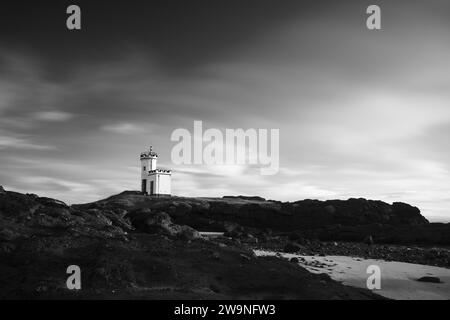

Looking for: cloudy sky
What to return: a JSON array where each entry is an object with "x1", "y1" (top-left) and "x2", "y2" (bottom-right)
[{"x1": 0, "y1": 1, "x2": 449, "y2": 221}]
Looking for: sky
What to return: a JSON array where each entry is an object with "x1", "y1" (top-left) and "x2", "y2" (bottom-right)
[{"x1": 0, "y1": 1, "x2": 450, "y2": 221}]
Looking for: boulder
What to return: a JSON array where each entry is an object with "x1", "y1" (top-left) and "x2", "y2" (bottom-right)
[
  {"x1": 127, "y1": 208, "x2": 200, "y2": 240},
  {"x1": 128, "y1": 209, "x2": 172, "y2": 234},
  {"x1": 143, "y1": 211, "x2": 178, "y2": 236},
  {"x1": 177, "y1": 225, "x2": 200, "y2": 240},
  {"x1": 417, "y1": 276, "x2": 442, "y2": 283}
]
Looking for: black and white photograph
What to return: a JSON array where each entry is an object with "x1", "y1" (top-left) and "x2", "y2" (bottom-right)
[{"x1": 0, "y1": 0, "x2": 449, "y2": 311}]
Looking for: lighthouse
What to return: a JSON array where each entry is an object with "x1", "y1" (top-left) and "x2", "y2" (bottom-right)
[{"x1": 140, "y1": 146, "x2": 172, "y2": 196}]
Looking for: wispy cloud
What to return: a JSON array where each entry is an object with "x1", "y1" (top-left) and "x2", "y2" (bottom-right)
[
  {"x1": 101, "y1": 122, "x2": 150, "y2": 134},
  {"x1": 34, "y1": 111, "x2": 73, "y2": 122},
  {"x1": 0, "y1": 133, "x2": 55, "y2": 150}
]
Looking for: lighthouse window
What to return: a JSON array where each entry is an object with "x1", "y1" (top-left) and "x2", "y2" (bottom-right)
[{"x1": 143, "y1": 166, "x2": 146, "y2": 171}]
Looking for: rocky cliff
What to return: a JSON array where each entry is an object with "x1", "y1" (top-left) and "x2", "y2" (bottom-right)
[{"x1": 73, "y1": 191, "x2": 441, "y2": 245}]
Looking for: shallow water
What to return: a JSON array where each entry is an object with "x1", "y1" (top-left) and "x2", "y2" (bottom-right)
[{"x1": 254, "y1": 250, "x2": 450, "y2": 300}]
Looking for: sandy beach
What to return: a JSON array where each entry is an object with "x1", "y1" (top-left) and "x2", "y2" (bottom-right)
[{"x1": 255, "y1": 250, "x2": 450, "y2": 300}]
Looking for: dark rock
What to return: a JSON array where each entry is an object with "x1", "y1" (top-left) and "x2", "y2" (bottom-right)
[
  {"x1": 127, "y1": 208, "x2": 200, "y2": 241},
  {"x1": 417, "y1": 276, "x2": 442, "y2": 283},
  {"x1": 36, "y1": 197, "x2": 68, "y2": 208},
  {"x1": 146, "y1": 212, "x2": 178, "y2": 236},
  {"x1": 284, "y1": 242, "x2": 304, "y2": 253},
  {"x1": 177, "y1": 225, "x2": 200, "y2": 241},
  {"x1": 290, "y1": 257, "x2": 299, "y2": 263},
  {"x1": 129, "y1": 210, "x2": 176, "y2": 235},
  {"x1": 223, "y1": 195, "x2": 266, "y2": 201},
  {"x1": 391, "y1": 202, "x2": 428, "y2": 225},
  {"x1": 0, "y1": 186, "x2": 5, "y2": 194}
]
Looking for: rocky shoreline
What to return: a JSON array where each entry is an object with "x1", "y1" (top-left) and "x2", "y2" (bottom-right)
[
  {"x1": 1, "y1": 187, "x2": 448, "y2": 299},
  {"x1": 255, "y1": 239, "x2": 450, "y2": 269}
]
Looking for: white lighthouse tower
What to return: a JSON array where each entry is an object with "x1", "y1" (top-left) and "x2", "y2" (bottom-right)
[{"x1": 140, "y1": 146, "x2": 172, "y2": 196}]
